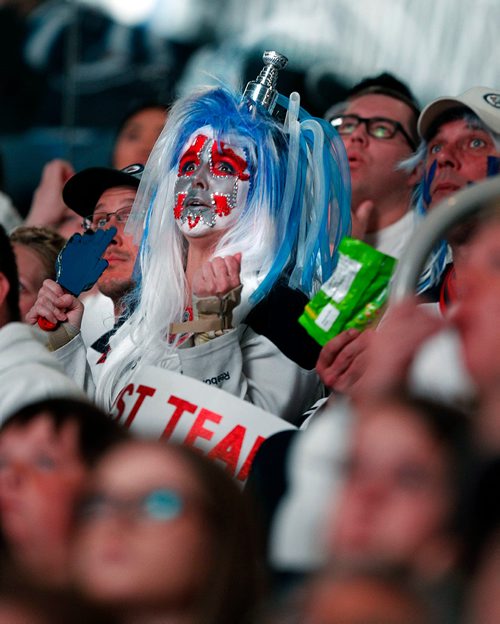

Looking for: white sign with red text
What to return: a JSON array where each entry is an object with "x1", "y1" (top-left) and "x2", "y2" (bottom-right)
[{"x1": 110, "y1": 367, "x2": 296, "y2": 483}]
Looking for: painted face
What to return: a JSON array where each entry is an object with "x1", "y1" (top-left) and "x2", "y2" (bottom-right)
[
  {"x1": 173, "y1": 132, "x2": 250, "y2": 238},
  {"x1": 425, "y1": 118, "x2": 499, "y2": 207}
]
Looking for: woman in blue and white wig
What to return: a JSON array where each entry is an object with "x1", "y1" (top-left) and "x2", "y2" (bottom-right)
[{"x1": 96, "y1": 82, "x2": 351, "y2": 421}]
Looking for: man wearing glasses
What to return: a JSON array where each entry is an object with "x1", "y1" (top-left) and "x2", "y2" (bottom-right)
[
  {"x1": 326, "y1": 73, "x2": 420, "y2": 260},
  {"x1": 63, "y1": 163, "x2": 142, "y2": 321},
  {"x1": 27, "y1": 164, "x2": 142, "y2": 369}
]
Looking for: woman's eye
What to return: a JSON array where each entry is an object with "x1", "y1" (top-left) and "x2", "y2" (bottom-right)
[
  {"x1": 430, "y1": 144, "x2": 442, "y2": 155},
  {"x1": 215, "y1": 161, "x2": 235, "y2": 174},
  {"x1": 180, "y1": 161, "x2": 196, "y2": 174}
]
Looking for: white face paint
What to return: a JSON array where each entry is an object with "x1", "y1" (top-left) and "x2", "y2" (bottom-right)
[{"x1": 173, "y1": 128, "x2": 250, "y2": 239}]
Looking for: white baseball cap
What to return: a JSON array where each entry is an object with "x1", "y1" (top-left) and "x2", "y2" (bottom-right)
[{"x1": 418, "y1": 86, "x2": 500, "y2": 139}]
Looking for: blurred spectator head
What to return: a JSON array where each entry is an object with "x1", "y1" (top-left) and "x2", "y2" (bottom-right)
[
  {"x1": 10, "y1": 226, "x2": 65, "y2": 320},
  {"x1": 112, "y1": 103, "x2": 168, "y2": 170},
  {"x1": 0, "y1": 397, "x2": 127, "y2": 587},
  {"x1": 72, "y1": 439, "x2": 263, "y2": 624},
  {"x1": 327, "y1": 396, "x2": 471, "y2": 580}
]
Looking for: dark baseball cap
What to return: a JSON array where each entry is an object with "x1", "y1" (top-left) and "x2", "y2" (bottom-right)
[{"x1": 63, "y1": 163, "x2": 144, "y2": 218}]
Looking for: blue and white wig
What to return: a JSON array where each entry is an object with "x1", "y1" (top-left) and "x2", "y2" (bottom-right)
[
  {"x1": 400, "y1": 145, "x2": 450, "y2": 293},
  {"x1": 96, "y1": 85, "x2": 351, "y2": 407}
]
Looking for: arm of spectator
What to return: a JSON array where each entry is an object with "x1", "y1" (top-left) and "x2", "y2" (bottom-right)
[
  {"x1": 316, "y1": 328, "x2": 374, "y2": 395},
  {"x1": 25, "y1": 278, "x2": 84, "y2": 330},
  {"x1": 25, "y1": 159, "x2": 75, "y2": 230},
  {"x1": 350, "y1": 298, "x2": 447, "y2": 402}
]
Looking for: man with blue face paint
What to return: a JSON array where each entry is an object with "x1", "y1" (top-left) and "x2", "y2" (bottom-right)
[
  {"x1": 419, "y1": 87, "x2": 500, "y2": 210},
  {"x1": 413, "y1": 86, "x2": 500, "y2": 306}
]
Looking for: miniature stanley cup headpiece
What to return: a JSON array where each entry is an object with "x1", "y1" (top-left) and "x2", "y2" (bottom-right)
[
  {"x1": 241, "y1": 50, "x2": 352, "y2": 297},
  {"x1": 243, "y1": 50, "x2": 289, "y2": 116}
]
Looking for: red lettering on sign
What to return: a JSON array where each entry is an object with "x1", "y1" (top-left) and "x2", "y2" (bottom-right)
[
  {"x1": 184, "y1": 408, "x2": 221, "y2": 448},
  {"x1": 162, "y1": 395, "x2": 198, "y2": 440},
  {"x1": 207, "y1": 425, "x2": 246, "y2": 477},
  {"x1": 123, "y1": 384, "x2": 156, "y2": 428},
  {"x1": 236, "y1": 435, "x2": 266, "y2": 482},
  {"x1": 112, "y1": 384, "x2": 134, "y2": 422}
]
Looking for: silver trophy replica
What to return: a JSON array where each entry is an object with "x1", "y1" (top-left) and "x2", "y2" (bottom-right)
[{"x1": 243, "y1": 50, "x2": 288, "y2": 116}]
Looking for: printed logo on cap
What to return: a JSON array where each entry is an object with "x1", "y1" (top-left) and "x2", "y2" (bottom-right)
[
  {"x1": 121, "y1": 163, "x2": 144, "y2": 177},
  {"x1": 483, "y1": 93, "x2": 500, "y2": 109}
]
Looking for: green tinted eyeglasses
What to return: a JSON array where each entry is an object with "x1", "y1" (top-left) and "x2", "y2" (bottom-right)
[
  {"x1": 79, "y1": 488, "x2": 184, "y2": 522},
  {"x1": 331, "y1": 114, "x2": 416, "y2": 150}
]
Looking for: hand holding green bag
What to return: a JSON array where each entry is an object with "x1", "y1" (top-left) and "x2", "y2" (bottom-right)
[{"x1": 299, "y1": 238, "x2": 397, "y2": 346}]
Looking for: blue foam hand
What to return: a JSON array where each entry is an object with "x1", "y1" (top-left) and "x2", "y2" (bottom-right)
[{"x1": 55, "y1": 227, "x2": 117, "y2": 295}]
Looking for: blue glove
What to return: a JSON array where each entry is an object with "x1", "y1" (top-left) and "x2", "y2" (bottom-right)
[{"x1": 55, "y1": 226, "x2": 117, "y2": 295}]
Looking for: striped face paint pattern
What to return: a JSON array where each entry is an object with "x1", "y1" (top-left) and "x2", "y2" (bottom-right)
[{"x1": 174, "y1": 134, "x2": 250, "y2": 233}]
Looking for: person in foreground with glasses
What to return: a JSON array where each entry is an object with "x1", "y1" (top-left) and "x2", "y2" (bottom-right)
[
  {"x1": 26, "y1": 164, "x2": 142, "y2": 374},
  {"x1": 71, "y1": 439, "x2": 264, "y2": 624}
]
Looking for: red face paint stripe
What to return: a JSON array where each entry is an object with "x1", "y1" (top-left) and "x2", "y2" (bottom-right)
[
  {"x1": 174, "y1": 193, "x2": 186, "y2": 219},
  {"x1": 187, "y1": 215, "x2": 201, "y2": 229},
  {"x1": 213, "y1": 194, "x2": 231, "y2": 217},
  {"x1": 211, "y1": 141, "x2": 250, "y2": 181},
  {"x1": 178, "y1": 134, "x2": 208, "y2": 176}
]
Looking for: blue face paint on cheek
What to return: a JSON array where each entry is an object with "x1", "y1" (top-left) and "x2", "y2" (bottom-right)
[
  {"x1": 422, "y1": 159, "x2": 437, "y2": 207},
  {"x1": 487, "y1": 155, "x2": 500, "y2": 177}
]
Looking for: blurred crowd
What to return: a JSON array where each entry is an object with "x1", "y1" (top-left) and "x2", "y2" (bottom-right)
[{"x1": 0, "y1": 6, "x2": 499, "y2": 623}]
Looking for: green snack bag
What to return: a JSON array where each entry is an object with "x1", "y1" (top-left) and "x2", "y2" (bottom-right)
[
  {"x1": 344, "y1": 283, "x2": 391, "y2": 331},
  {"x1": 298, "y1": 238, "x2": 397, "y2": 346}
]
